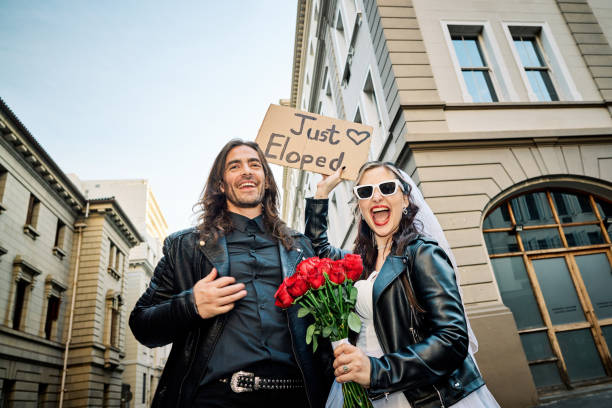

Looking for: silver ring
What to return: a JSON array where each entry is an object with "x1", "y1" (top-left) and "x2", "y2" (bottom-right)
[{"x1": 343, "y1": 365, "x2": 349, "y2": 373}]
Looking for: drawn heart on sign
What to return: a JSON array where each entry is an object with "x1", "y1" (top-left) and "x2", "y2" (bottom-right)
[{"x1": 346, "y1": 129, "x2": 371, "y2": 146}]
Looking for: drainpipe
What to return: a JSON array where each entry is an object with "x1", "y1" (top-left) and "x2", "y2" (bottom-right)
[{"x1": 59, "y1": 201, "x2": 89, "y2": 408}]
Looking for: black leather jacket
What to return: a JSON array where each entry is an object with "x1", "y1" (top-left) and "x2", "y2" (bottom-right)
[
  {"x1": 305, "y1": 198, "x2": 484, "y2": 408},
  {"x1": 129, "y1": 227, "x2": 333, "y2": 408}
]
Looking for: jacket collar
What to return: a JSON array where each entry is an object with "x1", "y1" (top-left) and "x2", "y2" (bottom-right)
[
  {"x1": 372, "y1": 256, "x2": 405, "y2": 306},
  {"x1": 199, "y1": 235, "x2": 230, "y2": 277}
]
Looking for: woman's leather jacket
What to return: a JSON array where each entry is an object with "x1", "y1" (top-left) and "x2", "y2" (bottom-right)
[{"x1": 305, "y1": 198, "x2": 484, "y2": 408}]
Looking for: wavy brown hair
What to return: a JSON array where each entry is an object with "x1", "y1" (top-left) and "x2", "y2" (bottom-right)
[
  {"x1": 194, "y1": 139, "x2": 294, "y2": 249},
  {"x1": 352, "y1": 161, "x2": 422, "y2": 276}
]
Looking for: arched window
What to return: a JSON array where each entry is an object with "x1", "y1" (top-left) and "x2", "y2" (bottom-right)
[{"x1": 483, "y1": 188, "x2": 612, "y2": 391}]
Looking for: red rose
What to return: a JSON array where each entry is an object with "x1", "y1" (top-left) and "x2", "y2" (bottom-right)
[
  {"x1": 343, "y1": 254, "x2": 363, "y2": 281},
  {"x1": 285, "y1": 273, "x2": 309, "y2": 298},
  {"x1": 317, "y1": 258, "x2": 333, "y2": 276},
  {"x1": 328, "y1": 260, "x2": 346, "y2": 284},
  {"x1": 274, "y1": 284, "x2": 294, "y2": 308},
  {"x1": 306, "y1": 268, "x2": 325, "y2": 289},
  {"x1": 296, "y1": 257, "x2": 319, "y2": 276}
]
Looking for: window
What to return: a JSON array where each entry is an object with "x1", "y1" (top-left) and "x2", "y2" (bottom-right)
[
  {"x1": 510, "y1": 28, "x2": 558, "y2": 101},
  {"x1": 10, "y1": 257, "x2": 41, "y2": 331},
  {"x1": 449, "y1": 26, "x2": 498, "y2": 102},
  {"x1": 24, "y1": 193, "x2": 41, "y2": 239},
  {"x1": 42, "y1": 276, "x2": 66, "y2": 341},
  {"x1": 484, "y1": 189, "x2": 612, "y2": 390},
  {"x1": 12, "y1": 279, "x2": 29, "y2": 330},
  {"x1": 37, "y1": 383, "x2": 48, "y2": 407},
  {"x1": 53, "y1": 219, "x2": 67, "y2": 259},
  {"x1": 0, "y1": 164, "x2": 7, "y2": 213},
  {"x1": 1, "y1": 380, "x2": 15, "y2": 408},
  {"x1": 504, "y1": 23, "x2": 580, "y2": 101},
  {"x1": 107, "y1": 241, "x2": 122, "y2": 280},
  {"x1": 106, "y1": 292, "x2": 122, "y2": 348},
  {"x1": 142, "y1": 373, "x2": 147, "y2": 404}
]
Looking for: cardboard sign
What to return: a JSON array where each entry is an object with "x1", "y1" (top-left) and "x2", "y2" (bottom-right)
[{"x1": 255, "y1": 104, "x2": 373, "y2": 180}]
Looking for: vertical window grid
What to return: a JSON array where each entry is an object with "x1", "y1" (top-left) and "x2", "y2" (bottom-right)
[
  {"x1": 451, "y1": 33, "x2": 498, "y2": 102},
  {"x1": 512, "y1": 33, "x2": 559, "y2": 101}
]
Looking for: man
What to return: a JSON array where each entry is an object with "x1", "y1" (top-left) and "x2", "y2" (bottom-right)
[{"x1": 129, "y1": 139, "x2": 333, "y2": 408}]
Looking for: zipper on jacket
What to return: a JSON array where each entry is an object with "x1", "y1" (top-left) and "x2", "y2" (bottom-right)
[
  {"x1": 433, "y1": 384, "x2": 445, "y2": 408},
  {"x1": 285, "y1": 310, "x2": 313, "y2": 408},
  {"x1": 176, "y1": 329, "x2": 201, "y2": 406}
]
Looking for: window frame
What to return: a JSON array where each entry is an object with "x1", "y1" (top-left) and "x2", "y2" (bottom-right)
[
  {"x1": 502, "y1": 22, "x2": 582, "y2": 102},
  {"x1": 442, "y1": 21, "x2": 516, "y2": 103},
  {"x1": 483, "y1": 188, "x2": 612, "y2": 390}
]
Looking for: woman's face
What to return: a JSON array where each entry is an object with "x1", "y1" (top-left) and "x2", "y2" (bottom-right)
[{"x1": 356, "y1": 166, "x2": 409, "y2": 240}]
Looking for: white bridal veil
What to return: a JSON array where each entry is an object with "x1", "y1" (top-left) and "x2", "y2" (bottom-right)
[{"x1": 399, "y1": 169, "x2": 479, "y2": 355}]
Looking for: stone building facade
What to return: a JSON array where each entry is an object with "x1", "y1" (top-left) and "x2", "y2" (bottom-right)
[
  {"x1": 73, "y1": 179, "x2": 170, "y2": 408},
  {"x1": 0, "y1": 98, "x2": 141, "y2": 407},
  {"x1": 284, "y1": 1, "x2": 612, "y2": 407}
]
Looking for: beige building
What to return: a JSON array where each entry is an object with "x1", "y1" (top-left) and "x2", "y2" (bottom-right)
[
  {"x1": 73, "y1": 179, "x2": 170, "y2": 408},
  {"x1": 0, "y1": 98, "x2": 141, "y2": 407},
  {"x1": 284, "y1": 0, "x2": 612, "y2": 407}
]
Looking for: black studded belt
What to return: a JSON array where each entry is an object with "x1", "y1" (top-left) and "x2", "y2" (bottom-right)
[{"x1": 219, "y1": 371, "x2": 304, "y2": 393}]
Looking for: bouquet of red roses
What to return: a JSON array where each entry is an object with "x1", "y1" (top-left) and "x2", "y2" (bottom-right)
[{"x1": 274, "y1": 254, "x2": 373, "y2": 408}]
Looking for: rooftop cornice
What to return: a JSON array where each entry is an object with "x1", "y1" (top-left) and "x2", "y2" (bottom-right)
[
  {"x1": 88, "y1": 198, "x2": 143, "y2": 247},
  {"x1": 0, "y1": 97, "x2": 86, "y2": 213}
]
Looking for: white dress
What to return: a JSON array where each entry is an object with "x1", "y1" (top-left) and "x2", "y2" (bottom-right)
[{"x1": 352, "y1": 271, "x2": 500, "y2": 408}]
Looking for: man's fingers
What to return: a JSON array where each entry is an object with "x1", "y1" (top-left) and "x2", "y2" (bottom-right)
[
  {"x1": 217, "y1": 289, "x2": 247, "y2": 306},
  {"x1": 211, "y1": 276, "x2": 237, "y2": 287},
  {"x1": 216, "y1": 303, "x2": 235, "y2": 315},
  {"x1": 216, "y1": 283, "x2": 246, "y2": 297},
  {"x1": 203, "y1": 268, "x2": 218, "y2": 282}
]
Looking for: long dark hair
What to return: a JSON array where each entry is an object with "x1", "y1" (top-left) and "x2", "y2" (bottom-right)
[
  {"x1": 194, "y1": 139, "x2": 294, "y2": 249},
  {"x1": 352, "y1": 161, "x2": 422, "y2": 276}
]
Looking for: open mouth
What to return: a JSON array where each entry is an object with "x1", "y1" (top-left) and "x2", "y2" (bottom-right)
[
  {"x1": 238, "y1": 181, "x2": 257, "y2": 190},
  {"x1": 370, "y1": 206, "x2": 390, "y2": 226}
]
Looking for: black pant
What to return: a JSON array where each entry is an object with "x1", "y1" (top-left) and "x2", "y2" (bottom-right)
[{"x1": 193, "y1": 380, "x2": 310, "y2": 408}]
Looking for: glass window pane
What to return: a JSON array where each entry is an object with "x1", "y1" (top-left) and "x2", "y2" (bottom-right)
[
  {"x1": 511, "y1": 192, "x2": 555, "y2": 226},
  {"x1": 521, "y1": 228, "x2": 563, "y2": 251},
  {"x1": 453, "y1": 37, "x2": 485, "y2": 67},
  {"x1": 483, "y1": 204, "x2": 512, "y2": 229},
  {"x1": 514, "y1": 38, "x2": 541, "y2": 67},
  {"x1": 520, "y1": 332, "x2": 555, "y2": 361},
  {"x1": 484, "y1": 232, "x2": 519, "y2": 254},
  {"x1": 576, "y1": 253, "x2": 612, "y2": 319},
  {"x1": 527, "y1": 70, "x2": 553, "y2": 102},
  {"x1": 602, "y1": 325, "x2": 612, "y2": 352},
  {"x1": 595, "y1": 199, "x2": 612, "y2": 237},
  {"x1": 551, "y1": 192, "x2": 597, "y2": 224},
  {"x1": 557, "y1": 329, "x2": 606, "y2": 382},
  {"x1": 491, "y1": 257, "x2": 544, "y2": 329},
  {"x1": 462, "y1": 71, "x2": 495, "y2": 102},
  {"x1": 564, "y1": 224, "x2": 605, "y2": 247},
  {"x1": 532, "y1": 257, "x2": 586, "y2": 325},
  {"x1": 529, "y1": 362, "x2": 563, "y2": 388}
]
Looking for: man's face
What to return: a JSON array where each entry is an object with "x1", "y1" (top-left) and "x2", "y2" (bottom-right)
[{"x1": 221, "y1": 145, "x2": 267, "y2": 213}]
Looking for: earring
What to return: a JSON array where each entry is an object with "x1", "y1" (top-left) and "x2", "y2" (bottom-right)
[{"x1": 402, "y1": 207, "x2": 408, "y2": 215}]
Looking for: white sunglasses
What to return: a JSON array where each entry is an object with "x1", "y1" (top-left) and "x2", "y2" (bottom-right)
[{"x1": 353, "y1": 179, "x2": 403, "y2": 200}]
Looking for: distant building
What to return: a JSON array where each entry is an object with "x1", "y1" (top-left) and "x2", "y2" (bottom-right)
[
  {"x1": 0, "y1": 98, "x2": 141, "y2": 407},
  {"x1": 284, "y1": 1, "x2": 612, "y2": 407},
  {"x1": 72, "y1": 178, "x2": 170, "y2": 407}
]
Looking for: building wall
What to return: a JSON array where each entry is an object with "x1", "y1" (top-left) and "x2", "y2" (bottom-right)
[
  {"x1": 0, "y1": 110, "x2": 79, "y2": 406},
  {"x1": 285, "y1": 0, "x2": 612, "y2": 407}
]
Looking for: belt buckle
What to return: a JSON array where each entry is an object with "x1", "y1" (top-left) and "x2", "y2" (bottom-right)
[{"x1": 230, "y1": 371, "x2": 254, "y2": 393}]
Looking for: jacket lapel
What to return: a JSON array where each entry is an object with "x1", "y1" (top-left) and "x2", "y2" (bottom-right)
[
  {"x1": 372, "y1": 256, "x2": 405, "y2": 307},
  {"x1": 279, "y1": 242, "x2": 304, "y2": 279},
  {"x1": 199, "y1": 236, "x2": 230, "y2": 277}
]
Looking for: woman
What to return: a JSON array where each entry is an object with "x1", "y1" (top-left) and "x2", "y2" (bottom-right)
[{"x1": 305, "y1": 162, "x2": 499, "y2": 408}]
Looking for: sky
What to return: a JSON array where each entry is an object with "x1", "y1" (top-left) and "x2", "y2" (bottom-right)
[{"x1": 0, "y1": 0, "x2": 298, "y2": 233}]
